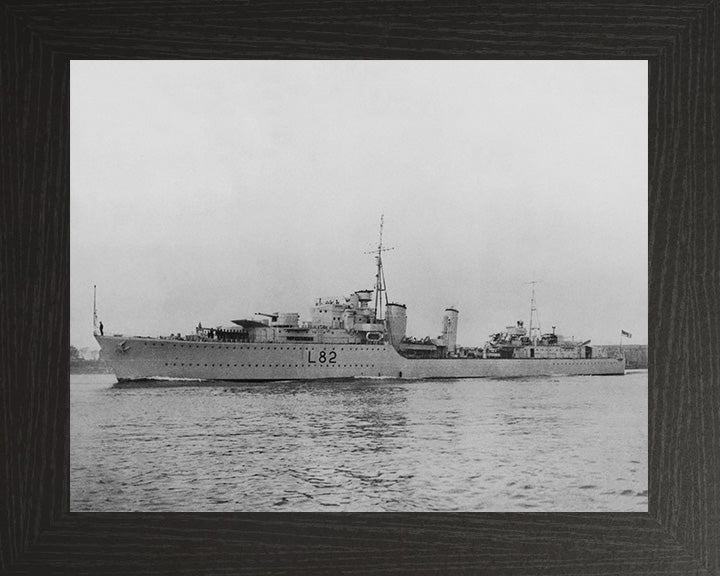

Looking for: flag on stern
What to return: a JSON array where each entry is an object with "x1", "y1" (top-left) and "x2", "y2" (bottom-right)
[{"x1": 621, "y1": 330, "x2": 632, "y2": 338}]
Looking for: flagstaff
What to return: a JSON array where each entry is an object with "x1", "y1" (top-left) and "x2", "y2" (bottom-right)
[
  {"x1": 93, "y1": 285, "x2": 98, "y2": 335},
  {"x1": 620, "y1": 329, "x2": 632, "y2": 357}
]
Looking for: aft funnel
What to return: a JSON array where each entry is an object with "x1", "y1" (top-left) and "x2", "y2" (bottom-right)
[{"x1": 442, "y1": 308, "x2": 459, "y2": 353}]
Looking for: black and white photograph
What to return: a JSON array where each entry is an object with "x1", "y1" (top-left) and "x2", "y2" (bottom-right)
[{"x1": 70, "y1": 60, "x2": 647, "y2": 512}]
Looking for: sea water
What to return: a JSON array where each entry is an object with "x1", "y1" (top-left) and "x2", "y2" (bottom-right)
[{"x1": 71, "y1": 371, "x2": 647, "y2": 511}]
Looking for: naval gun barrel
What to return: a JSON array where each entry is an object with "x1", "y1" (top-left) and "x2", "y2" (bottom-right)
[{"x1": 255, "y1": 312, "x2": 278, "y2": 320}]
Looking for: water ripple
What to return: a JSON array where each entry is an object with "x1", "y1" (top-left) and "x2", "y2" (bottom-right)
[{"x1": 71, "y1": 372, "x2": 648, "y2": 511}]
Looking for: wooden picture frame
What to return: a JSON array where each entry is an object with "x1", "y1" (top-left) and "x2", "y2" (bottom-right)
[{"x1": 2, "y1": 2, "x2": 717, "y2": 574}]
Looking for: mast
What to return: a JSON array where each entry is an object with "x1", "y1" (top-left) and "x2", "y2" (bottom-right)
[
  {"x1": 93, "y1": 284, "x2": 98, "y2": 335},
  {"x1": 367, "y1": 215, "x2": 394, "y2": 320},
  {"x1": 527, "y1": 279, "x2": 541, "y2": 344}
]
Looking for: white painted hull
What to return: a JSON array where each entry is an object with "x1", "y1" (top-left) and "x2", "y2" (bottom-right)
[{"x1": 96, "y1": 335, "x2": 626, "y2": 382}]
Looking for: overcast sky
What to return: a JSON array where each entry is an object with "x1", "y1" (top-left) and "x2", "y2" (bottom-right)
[{"x1": 71, "y1": 60, "x2": 647, "y2": 350}]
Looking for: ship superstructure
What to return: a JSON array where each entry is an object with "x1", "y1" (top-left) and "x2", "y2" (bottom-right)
[{"x1": 95, "y1": 218, "x2": 625, "y2": 381}]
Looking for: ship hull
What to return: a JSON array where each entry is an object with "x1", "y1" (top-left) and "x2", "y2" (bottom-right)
[{"x1": 96, "y1": 335, "x2": 626, "y2": 382}]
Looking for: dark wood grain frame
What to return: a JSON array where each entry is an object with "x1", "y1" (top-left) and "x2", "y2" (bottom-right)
[{"x1": 2, "y1": 1, "x2": 718, "y2": 574}]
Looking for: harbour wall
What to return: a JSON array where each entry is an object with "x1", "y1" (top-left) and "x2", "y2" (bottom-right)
[{"x1": 595, "y1": 345, "x2": 648, "y2": 369}]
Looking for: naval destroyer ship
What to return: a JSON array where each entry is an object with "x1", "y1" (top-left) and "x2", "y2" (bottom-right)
[{"x1": 95, "y1": 219, "x2": 625, "y2": 381}]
